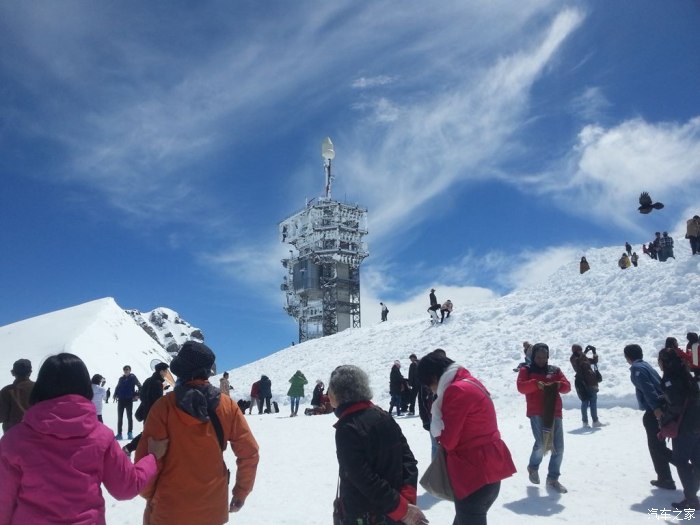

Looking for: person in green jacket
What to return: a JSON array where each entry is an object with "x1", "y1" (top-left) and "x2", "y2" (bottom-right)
[{"x1": 287, "y1": 370, "x2": 308, "y2": 417}]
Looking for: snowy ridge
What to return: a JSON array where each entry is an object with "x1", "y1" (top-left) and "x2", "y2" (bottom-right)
[
  {"x1": 1, "y1": 246, "x2": 699, "y2": 524},
  {"x1": 0, "y1": 298, "x2": 172, "y2": 389},
  {"x1": 224, "y1": 244, "x2": 700, "y2": 413}
]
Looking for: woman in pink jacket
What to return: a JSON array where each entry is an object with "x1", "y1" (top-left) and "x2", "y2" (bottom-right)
[
  {"x1": 0, "y1": 353, "x2": 168, "y2": 525},
  {"x1": 417, "y1": 350, "x2": 516, "y2": 525}
]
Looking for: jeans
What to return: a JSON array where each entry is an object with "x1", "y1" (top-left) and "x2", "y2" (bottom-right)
[
  {"x1": 453, "y1": 481, "x2": 501, "y2": 525},
  {"x1": 528, "y1": 416, "x2": 564, "y2": 480},
  {"x1": 430, "y1": 432, "x2": 438, "y2": 459},
  {"x1": 290, "y1": 396, "x2": 300, "y2": 415},
  {"x1": 643, "y1": 410, "x2": 674, "y2": 481},
  {"x1": 389, "y1": 394, "x2": 403, "y2": 415},
  {"x1": 581, "y1": 390, "x2": 598, "y2": 423},
  {"x1": 117, "y1": 399, "x2": 134, "y2": 434}
]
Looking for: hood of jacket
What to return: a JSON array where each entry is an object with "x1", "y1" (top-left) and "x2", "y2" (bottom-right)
[{"x1": 23, "y1": 394, "x2": 98, "y2": 439}]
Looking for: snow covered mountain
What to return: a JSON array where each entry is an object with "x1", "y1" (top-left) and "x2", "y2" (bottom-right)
[
  {"x1": 125, "y1": 306, "x2": 204, "y2": 355},
  {"x1": 0, "y1": 244, "x2": 698, "y2": 524},
  {"x1": 0, "y1": 298, "x2": 174, "y2": 388},
  {"x1": 224, "y1": 243, "x2": 700, "y2": 412}
]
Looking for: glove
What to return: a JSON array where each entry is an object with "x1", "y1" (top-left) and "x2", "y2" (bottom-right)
[
  {"x1": 585, "y1": 345, "x2": 596, "y2": 353},
  {"x1": 229, "y1": 498, "x2": 245, "y2": 513}
]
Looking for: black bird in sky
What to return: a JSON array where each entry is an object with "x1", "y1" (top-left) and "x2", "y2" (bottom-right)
[{"x1": 638, "y1": 192, "x2": 664, "y2": 214}]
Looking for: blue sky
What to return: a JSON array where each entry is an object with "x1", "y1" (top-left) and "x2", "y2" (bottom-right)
[{"x1": 1, "y1": 1, "x2": 699, "y2": 370}]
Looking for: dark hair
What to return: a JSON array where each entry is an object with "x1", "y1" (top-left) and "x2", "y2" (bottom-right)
[
  {"x1": 91, "y1": 374, "x2": 103, "y2": 385},
  {"x1": 154, "y1": 362, "x2": 169, "y2": 373},
  {"x1": 624, "y1": 344, "x2": 643, "y2": 361},
  {"x1": 531, "y1": 343, "x2": 549, "y2": 359},
  {"x1": 223, "y1": 371, "x2": 229, "y2": 378},
  {"x1": 30, "y1": 353, "x2": 93, "y2": 405},
  {"x1": 416, "y1": 351, "x2": 455, "y2": 386},
  {"x1": 409, "y1": 354, "x2": 417, "y2": 359},
  {"x1": 659, "y1": 348, "x2": 698, "y2": 396},
  {"x1": 571, "y1": 344, "x2": 583, "y2": 353},
  {"x1": 665, "y1": 337, "x2": 678, "y2": 349}
]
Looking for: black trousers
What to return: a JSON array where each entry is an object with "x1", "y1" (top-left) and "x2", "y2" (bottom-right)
[
  {"x1": 117, "y1": 399, "x2": 134, "y2": 434},
  {"x1": 453, "y1": 481, "x2": 501, "y2": 525},
  {"x1": 643, "y1": 410, "x2": 674, "y2": 481}
]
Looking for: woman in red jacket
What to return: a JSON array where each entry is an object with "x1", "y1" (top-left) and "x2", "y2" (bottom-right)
[{"x1": 417, "y1": 351, "x2": 516, "y2": 525}]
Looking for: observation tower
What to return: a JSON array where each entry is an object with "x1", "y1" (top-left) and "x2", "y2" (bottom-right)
[{"x1": 279, "y1": 138, "x2": 369, "y2": 343}]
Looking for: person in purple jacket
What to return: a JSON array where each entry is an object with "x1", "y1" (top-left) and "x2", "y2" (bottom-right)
[{"x1": 0, "y1": 353, "x2": 168, "y2": 525}]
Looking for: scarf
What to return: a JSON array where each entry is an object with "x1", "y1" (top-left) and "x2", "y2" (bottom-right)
[
  {"x1": 541, "y1": 383, "x2": 558, "y2": 455},
  {"x1": 430, "y1": 363, "x2": 462, "y2": 438},
  {"x1": 174, "y1": 381, "x2": 221, "y2": 422}
]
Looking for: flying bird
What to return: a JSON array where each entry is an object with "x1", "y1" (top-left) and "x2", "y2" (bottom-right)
[{"x1": 638, "y1": 192, "x2": 664, "y2": 214}]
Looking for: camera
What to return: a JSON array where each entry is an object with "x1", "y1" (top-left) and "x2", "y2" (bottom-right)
[{"x1": 585, "y1": 345, "x2": 596, "y2": 354}]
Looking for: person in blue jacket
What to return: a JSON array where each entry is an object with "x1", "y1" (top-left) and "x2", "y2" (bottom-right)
[
  {"x1": 114, "y1": 365, "x2": 141, "y2": 440},
  {"x1": 624, "y1": 344, "x2": 676, "y2": 490}
]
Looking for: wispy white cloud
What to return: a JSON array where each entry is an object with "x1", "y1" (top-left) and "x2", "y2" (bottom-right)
[
  {"x1": 521, "y1": 116, "x2": 700, "y2": 233},
  {"x1": 339, "y1": 8, "x2": 585, "y2": 243},
  {"x1": 352, "y1": 75, "x2": 396, "y2": 89},
  {"x1": 570, "y1": 86, "x2": 611, "y2": 122}
]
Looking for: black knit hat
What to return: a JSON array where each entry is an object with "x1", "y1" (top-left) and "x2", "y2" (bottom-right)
[
  {"x1": 12, "y1": 359, "x2": 32, "y2": 378},
  {"x1": 170, "y1": 341, "x2": 215, "y2": 379}
]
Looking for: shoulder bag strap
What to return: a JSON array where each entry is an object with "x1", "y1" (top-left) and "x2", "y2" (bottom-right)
[
  {"x1": 207, "y1": 407, "x2": 227, "y2": 451},
  {"x1": 464, "y1": 378, "x2": 491, "y2": 398}
]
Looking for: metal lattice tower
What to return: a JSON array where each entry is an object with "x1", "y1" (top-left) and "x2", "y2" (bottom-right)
[{"x1": 279, "y1": 138, "x2": 369, "y2": 343}]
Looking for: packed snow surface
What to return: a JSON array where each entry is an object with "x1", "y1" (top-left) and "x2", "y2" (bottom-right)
[{"x1": 1, "y1": 244, "x2": 699, "y2": 524}]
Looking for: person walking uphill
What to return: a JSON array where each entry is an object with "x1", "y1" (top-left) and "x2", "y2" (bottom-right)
[
  {"x1": 327, "y1": 365, "x2": 428, "y2": 525},
  {"x1": 0, "y1": 359, "x2": 34, "y2": 432},
  {"x1": 115, "y1": 365, "x2": 142, "y2": 441},
  {"x1": 517, "y1": 343, "x2": 571, "y2": 493},
  {"x1": 287, "y1": 370, "x2": 308, "y2": 417},
  {"x1": 417, "y1": 351, "x2": 515, "y2": 525},
  {"x1": 135, "y1": 341, "x2": 259, "y2": 525},
  {"x1": 0, "y1": 353, "x2": 167, "y2": 525}
]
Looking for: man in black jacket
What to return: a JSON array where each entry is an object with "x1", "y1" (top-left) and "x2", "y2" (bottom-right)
[{"x1": 122, "y1": 362, "x2": 170, "y2": 456}]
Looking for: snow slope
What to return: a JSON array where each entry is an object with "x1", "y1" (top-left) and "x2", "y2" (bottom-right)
[
  {"x1": 0, "y1": 298, "x2": 172, "y2": 388},
  {"x1": 1, "y1": 245, "x2": 699, "y2": 524}
]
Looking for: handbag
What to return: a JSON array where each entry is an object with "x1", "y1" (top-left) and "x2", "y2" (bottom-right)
[
  {"x1": 658, "y1": 400, "x2": 689, "y2": 440},
  {"x1": 332, "y1": 477, "x2": 344, "y2": 525},
  {"x1": 592, "y1": 363, "x2": 603, "y2": 383},
  {"x1": 419, "y1": 445, "x2": 454, "y2": 501}
]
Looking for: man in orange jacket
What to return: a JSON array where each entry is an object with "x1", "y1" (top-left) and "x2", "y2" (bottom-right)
[{"x1": 135, "y1": 341, "x2": 259, "y2": 525}]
